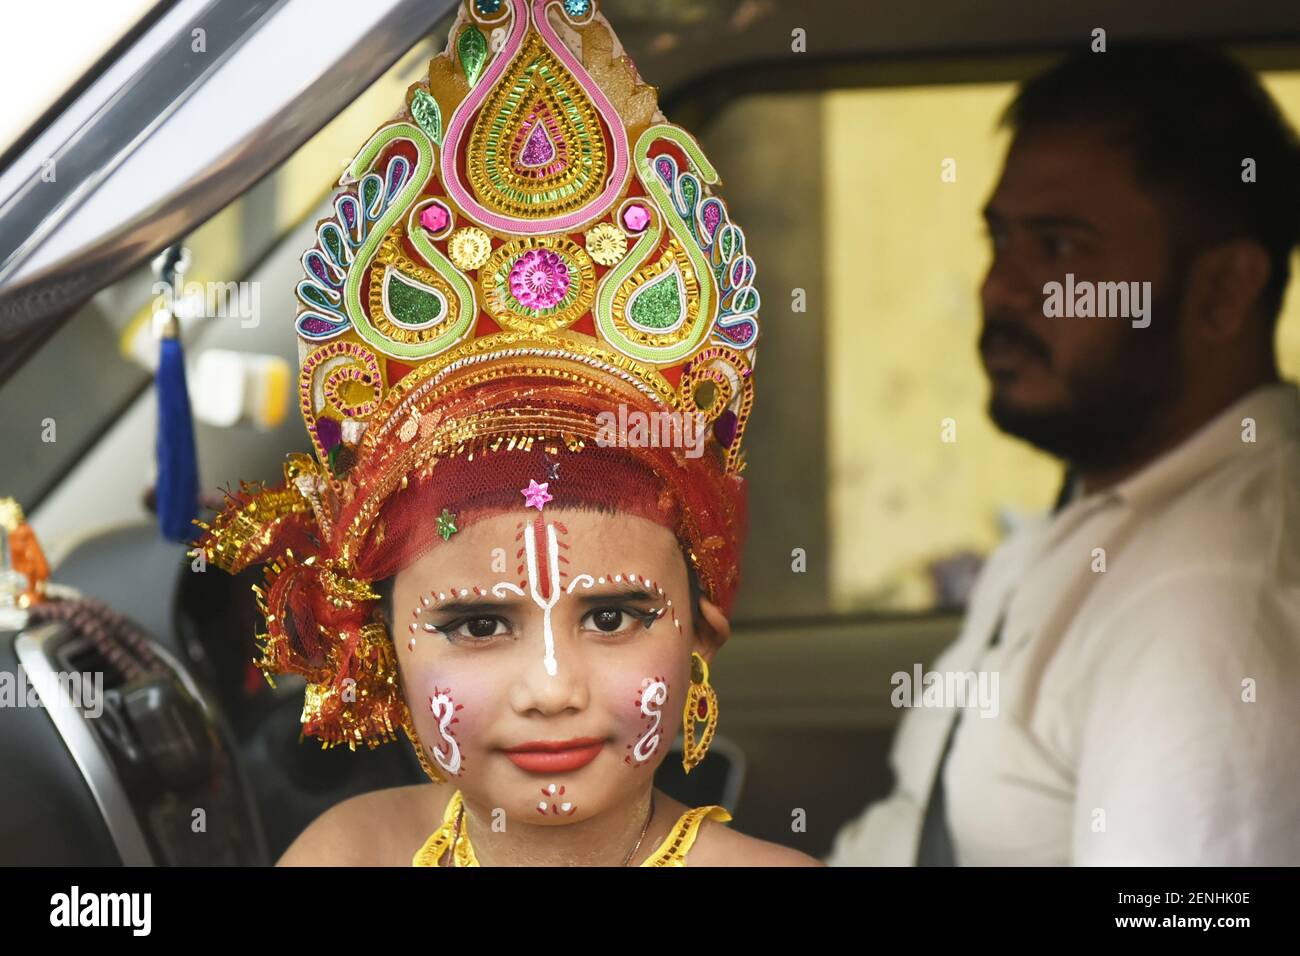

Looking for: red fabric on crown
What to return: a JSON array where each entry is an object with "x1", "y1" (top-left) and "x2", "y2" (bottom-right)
[{"x1": 352, "y1": 442, "x2": 747, "y2": 615}]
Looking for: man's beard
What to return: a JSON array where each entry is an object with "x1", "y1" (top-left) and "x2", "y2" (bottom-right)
[{"x1": 985, "y1": 286, "x2": 1186, "y2": 471}]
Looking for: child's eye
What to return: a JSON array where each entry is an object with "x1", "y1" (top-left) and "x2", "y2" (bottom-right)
[
  {"x1": 434, "y1": 616, "x2": 509, "y2": 643},
  {"x1": 581, "y1": 607, "x2": 657, "y2": 635},
  {"x1": 591, "y1": 608, "x2": 627, "y2": 632}
]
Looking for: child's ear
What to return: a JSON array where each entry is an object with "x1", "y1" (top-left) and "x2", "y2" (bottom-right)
[{"x1": 693, "y1": 598, "x2": 731, "y2": 664}]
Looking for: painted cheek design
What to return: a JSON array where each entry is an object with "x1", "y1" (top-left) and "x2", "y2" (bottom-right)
[
  {"x1": 536, "y1": 782, "x2": 576, "y2": 816},
  {"x1": 626, "y1": 676, "x2": 669, "y2": 766},
  {"x1": 428, "y1": 686, "x2": 465, "y2": 776}
]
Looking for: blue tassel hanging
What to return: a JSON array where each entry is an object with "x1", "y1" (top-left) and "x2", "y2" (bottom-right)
[{"x1": 155, "y1": 250, "x2": 199, "y2": 543}]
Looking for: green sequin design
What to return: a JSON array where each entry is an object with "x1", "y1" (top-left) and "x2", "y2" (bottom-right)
[
  {"x1": 594, "y1": 125, "x2": 718, "y2": 365},
  {"x1": 459, "y1": 26, "x2": 488, "y2": 89},
  {"x1": 300, "y1": 283, "x2": 338, "y2": 313},
  {"x1": 361, "y1": 175, "x2": 382, "y2": 214},
  {"x1": 628, "y1": 269, "x2": 684, "y2": 330},
  {"x1": 678, "y1": 176, "x2": 700, "y2": 242},
  {"x1": 342, "y1": 122, "x2": 476, "y2": 360},
  {"x1": 410, "y1": 88, "x2": 443, "y2": 145},
  {"x1": 385, "y1": 270, "x2": 445, "y2": 326},
  {"x1": 321, "y1": 228, "x2": 346, "y2": 265}
]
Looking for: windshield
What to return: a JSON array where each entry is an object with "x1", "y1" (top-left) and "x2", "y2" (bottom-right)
[{"x1": 0, "y1": 0, "x2": 163, "y2": 154}]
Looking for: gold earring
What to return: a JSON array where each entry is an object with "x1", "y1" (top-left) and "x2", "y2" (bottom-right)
[
  {"x1": 681, "y1": 651, "x2": 718, "y2": 774},
  {"x1": 402, "y1": 712, "x2": 447, "y2": 784}
]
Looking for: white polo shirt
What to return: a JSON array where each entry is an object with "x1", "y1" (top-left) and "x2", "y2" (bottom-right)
[{"x1": 829, "y1": 382, "x2": 1300, "y2": 866}]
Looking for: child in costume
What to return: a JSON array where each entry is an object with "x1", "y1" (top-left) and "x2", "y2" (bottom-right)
[{"x1": 197, "y1": 0, "x2": 816, "y2": 866}]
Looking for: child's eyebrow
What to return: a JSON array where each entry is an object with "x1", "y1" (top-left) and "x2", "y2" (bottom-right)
[
  {"x1": 423, "y1": 597, "x2": 521, "y2": 615},
  {"x1": 572, "y1": 586, "x2": 662, "y2": 606}
]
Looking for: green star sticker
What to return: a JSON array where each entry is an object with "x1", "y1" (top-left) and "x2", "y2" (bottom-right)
[{"x1": 436, "y1": 509, "x2": 458, "y2": 541}]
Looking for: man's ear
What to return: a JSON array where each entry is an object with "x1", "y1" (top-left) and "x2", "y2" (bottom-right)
[
  {"x1": 693, "y1": 598, "x2": 731, "y2": 664},
  {"x1": 1185, "y1": 238, "x2": 1271, "y2": 341}
]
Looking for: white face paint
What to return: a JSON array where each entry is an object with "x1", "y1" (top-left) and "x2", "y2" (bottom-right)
[
  {"x1": 537, "y1": 783, "x2": 576, "y2": 816},
  {"x1": 392, "y1": 508, "x2": 701, "y2": 825},
  {"x1": 417, "y1": 530, "x2": 678, "y2": 689},
  {"x1": 490, "y1": 519, "x2": 570, "y2": 678},
  {"x1": 428, "y1": 687, "x2": 463, "y2": 775},
  {"x1": 632, "y1": 679, "x2": 668, "y2": 763}
]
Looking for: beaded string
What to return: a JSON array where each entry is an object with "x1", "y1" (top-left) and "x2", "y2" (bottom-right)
[{"x1": 27, "y1": 596, "x2": 166, "y2": 681}]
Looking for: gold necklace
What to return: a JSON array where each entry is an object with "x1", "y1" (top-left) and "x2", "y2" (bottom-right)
[
  {"x1": 622, "y1": 792, "x2": 656, "y2": 866},
  {"x1": 447, "y1": 792, "x2": 657, "y2": 866}
]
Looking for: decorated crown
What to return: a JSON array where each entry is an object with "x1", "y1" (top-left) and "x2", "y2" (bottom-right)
[{"x1": 197, "y1": 0, "x2": 761, "y2": 750}]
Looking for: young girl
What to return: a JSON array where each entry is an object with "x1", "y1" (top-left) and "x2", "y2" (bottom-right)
[{"x1": 197, "y1": 0, "x2": 816, "y2": 866}]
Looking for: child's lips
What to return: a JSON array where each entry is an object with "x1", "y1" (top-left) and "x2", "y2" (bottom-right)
[{"x1": 502, "y1": 738, "x2": 605, "y2": 773}]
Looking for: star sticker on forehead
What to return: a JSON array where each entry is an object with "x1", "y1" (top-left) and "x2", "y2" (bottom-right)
[
  {"x1": 521, "y1": 479, "x2": 553, "y2": 511},
  {"x1": 436, "y1": 509, "x2": 458, "y2": 540},
  {"x1": 542, "y1": 452, "x2": 561, "y2": 481}
]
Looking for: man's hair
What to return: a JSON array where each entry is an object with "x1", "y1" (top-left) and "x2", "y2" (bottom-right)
[{"x1": 1002, "y1": 43, "x2": 1300, "y2": 321}]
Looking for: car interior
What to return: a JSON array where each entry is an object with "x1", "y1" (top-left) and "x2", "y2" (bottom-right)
[{"x1": 2, "y1": 0, "x2": 1299, "y2": 866}]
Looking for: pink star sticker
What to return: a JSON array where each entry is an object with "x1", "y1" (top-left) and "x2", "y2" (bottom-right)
[{"x1": 521, "y1": 479, "x2": 553, "y2": 511}]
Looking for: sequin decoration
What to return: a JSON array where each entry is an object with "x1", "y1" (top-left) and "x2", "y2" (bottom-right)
[
  {"x1": 595, "y1": 125, "x2": 724, "y2": 366},
  {"x1": 695, "y1": 198, "x2": 760, "y2": 348},
  {"x1": 382, "y1": 267, "x2": 447, "y2": 327},
  {"x1": 447, "y1": 227, "x2": 493, "y2": 270},
  {"x1": 419, "y1": 203, "x2": 451, "y2": 235},
  {"x1": 510, "y1": 249, "x2": 570, "y2": 309},
  {"x1": 521, "y1": 480, "x2": 553, "y2": 511},
  {"x1": 409, "y1": 88, "x2": 443, "y2": 145},
  {"x1": 474, "y1": 0, "x2": 503, "y2": 15},
  {"x1": 609, "y1": 238, "x2": 700, "y2": 344},
  {"x1": 458, "y1": 25, "x2": 489, "y2": 89},
  {"x1": 299, "y1": 341, "x2": 385, "y2": 466},
  {"x1": 678, "y1": 347, "x2": 753, "y2": 471},
  {"x1": 437, "y1": 509, "x2": 458, "y2": 540},
  {"x1": 339, "y1": 121, "x2": 482, "y2": 364},
  {"x1": 585, "y1": 222, "x2": 627, "y2": 266},
  {"x1": 629, "y1": 264, "x2": 686, "y2": 329},
  {"x1": 367, "y1": 234, "x2": 459, "y2": 345},
  {"x1": 562, "y1": 0, "x2": 592, "y2": 18},
  {"x1": 652, "y1": 147, "x2": 759, "y2": 348},
  {"x1": 438, "y1": 0, "x2": 630, "y2": 235},
  {"x1": 479, "y1": 236, "x2": 595, "y2": 332},
  {"x1": 621, "y1": 203, "x2": 650, "y2": 234},
  {"x1": 464, "y1": 32, "x2": 607, "y2": 219},
  {"x1": 520, "y1": 121, "x2": 558, "y2": 168},
  {"x1": 297, "y1": 153, "x2": 414, "y2": 341}
]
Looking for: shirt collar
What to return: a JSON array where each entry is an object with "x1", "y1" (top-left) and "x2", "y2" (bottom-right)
[{"x1": 1107, "y1": 381, "x2": 1300, "y2": 512}]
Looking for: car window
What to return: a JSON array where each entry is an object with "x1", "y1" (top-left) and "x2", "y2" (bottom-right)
[
  {"x1": 0, "y1": 30, "x2": 450, "y2": 511},
  {"x1": 0, "y1": 0, "x2": 163, "y2": 154}
]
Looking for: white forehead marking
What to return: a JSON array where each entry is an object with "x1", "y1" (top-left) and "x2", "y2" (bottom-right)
[{"x1": 493, "y1": 521, "x2": 563, "y2": 677}]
